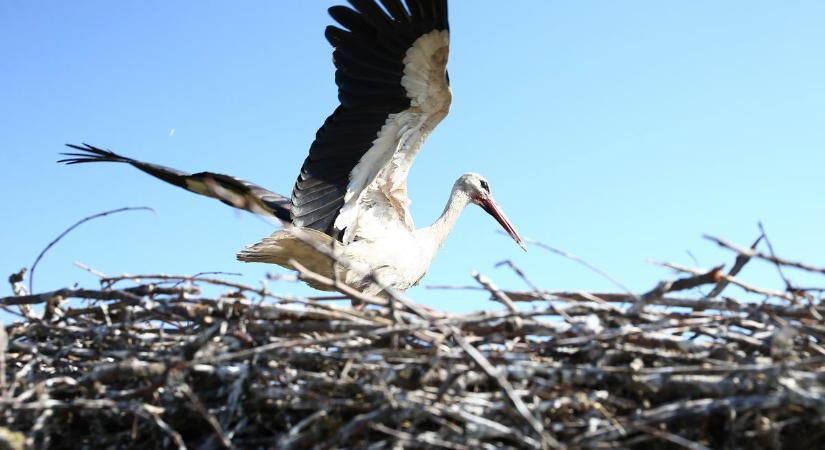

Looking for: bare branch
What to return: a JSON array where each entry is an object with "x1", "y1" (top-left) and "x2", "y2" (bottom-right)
[
  {"x1": 705, "y1": 234, "x2": 825, "y2": 275},
  {"x1": 29, "y1": 206, "x2": 156, "y2": 293}
]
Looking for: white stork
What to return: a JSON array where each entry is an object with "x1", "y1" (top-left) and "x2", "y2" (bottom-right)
[{"x1": 61, "y1": 0, "x2": 525, "y2": 297}]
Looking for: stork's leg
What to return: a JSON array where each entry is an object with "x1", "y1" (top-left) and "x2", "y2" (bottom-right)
[{"x1": 60, "y1": 144, "x2": 291, "y2": 221}]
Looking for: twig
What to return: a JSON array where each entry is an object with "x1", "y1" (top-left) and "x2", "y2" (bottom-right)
[
  {"x1": 73, "y1": 261, "x2": 108, "y2": 279},
  {"x1": 525, "y1": 238, "x2": 639, "y2": 301},
  {"x1": 495, "y1": 260, "x2": 541, "y2": 293},
  {"x1": 137, "y1": 404, "x2": 187, "y2": 450},
  {"x1": 633, "y1": 423, "x2": 713, "y2": 450},
  {"x1": 0, "y1": 324, "x2": 6, "y2": 394},
  {"x1": 29, "y1": 206, "x2": 156, "y2": 293},
  {"x1": 446, "y1": 325, "x2": 560, "y2": 449},
  {"x1": 472, "y1": 271, "x2": 517, "y2": 314},
  {"x1": 641, "y1": 265, "x2": 724, "y2": 302},
  {"x1": 288, "y1": 260, "x2": 388, "y2": 308},
  {"x1": 654, "y1": 261, "x2": 798, "y2": 301},
  {"x1": 704, "y1": 234, "x2": 825, "y2": 275},
  {"x1": 707, "y1": 234, "x2": 763, "y2": 298},
  {"x1": 758, "y1": 222, "x2": 797, "y2": 294},
  {"x1": 181, "y1": 385, "x2": 236, "y2": 450},
  {"x1": 7, "y1": 268, "x2": 33, "y2": 318}
]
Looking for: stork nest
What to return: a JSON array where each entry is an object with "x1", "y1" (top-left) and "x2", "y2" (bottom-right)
[{"x1": 1, "y1": 235, "x2": 824, "y2": 449}]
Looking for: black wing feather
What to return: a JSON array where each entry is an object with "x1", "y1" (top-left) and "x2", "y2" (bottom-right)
[
  {"x1": 292, "y1": 0, "x2": 449, "y2": 236},
  {"x1": 378, "y1": 0, "x2": 411, "y2": 22},
  {"x1": 328, "y1": 6, "x2": 372, "y2": 37}
]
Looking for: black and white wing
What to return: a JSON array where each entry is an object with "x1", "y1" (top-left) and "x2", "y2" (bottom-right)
[
  {"x1": 291, "y1": 0, "x2": 451, "y2": 241},
  {"x1": 60, "y1": 144, "x2": 292, "y2": 221}
]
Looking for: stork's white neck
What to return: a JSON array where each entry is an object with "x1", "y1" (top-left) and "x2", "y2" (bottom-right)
[{"x1": 417, "y1": 182, "x2": 472, "y2": 256}]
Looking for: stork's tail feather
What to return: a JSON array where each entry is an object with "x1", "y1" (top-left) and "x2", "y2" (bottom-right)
[
  {"x1": 60, "y1": 143, "x2": 292, "y2": 222},
  {"x1": 237, "y1": 228, "x2": 338, "y2": 291}
]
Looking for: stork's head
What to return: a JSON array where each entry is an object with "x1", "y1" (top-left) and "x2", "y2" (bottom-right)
[{"x1": 457, "y1": 173, "x2": 526, "y2": 251}]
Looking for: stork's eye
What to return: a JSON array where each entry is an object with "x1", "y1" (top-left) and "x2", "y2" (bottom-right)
[{"x1": 480, "y1": 180, "x2": 489, "y2": 192}]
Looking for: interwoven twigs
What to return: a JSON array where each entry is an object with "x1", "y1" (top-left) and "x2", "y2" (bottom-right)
[{"x1": 0, "y1": 235, "x2": 823, "y2": 449}]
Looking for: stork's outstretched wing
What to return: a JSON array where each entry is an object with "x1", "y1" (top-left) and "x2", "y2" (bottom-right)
[
  {"x1": 60, "y1": 144, "x2": 292, "y2": 221},
  {"x1": 291, "y1": 0, "x2": 451, "y2": 241}
]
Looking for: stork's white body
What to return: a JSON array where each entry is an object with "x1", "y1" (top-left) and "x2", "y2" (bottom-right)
[{"x1": 239, "y1": 174, "x2": 477, "y2": 296}]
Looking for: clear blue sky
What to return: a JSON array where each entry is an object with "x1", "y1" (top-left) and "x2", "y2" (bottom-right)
[{"x1": 2, "y1": 1, "x2": 824, "y2": 313}]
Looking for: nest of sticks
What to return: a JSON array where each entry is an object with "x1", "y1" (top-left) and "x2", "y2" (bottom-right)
[{"x1": 1, "y1": 233, "x2": 824, "y2": 449}]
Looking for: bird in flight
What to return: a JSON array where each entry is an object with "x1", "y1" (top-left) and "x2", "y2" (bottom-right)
[{"x1": 61, "y1": 0, "x2": 525, "y2": 297}]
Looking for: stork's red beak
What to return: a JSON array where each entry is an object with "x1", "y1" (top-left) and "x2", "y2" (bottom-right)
[{"x1": 478, "y1": 197, "x2": 527, "y2": 251}]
